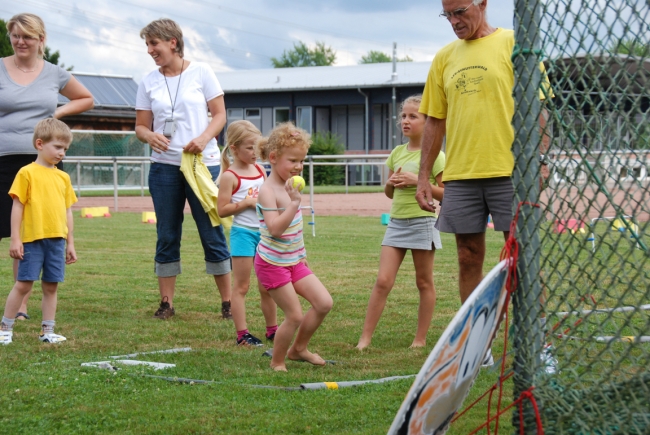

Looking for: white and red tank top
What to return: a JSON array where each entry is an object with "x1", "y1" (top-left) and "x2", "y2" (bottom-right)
[{"x1": 227, "y1": 164, "x2": 265, "y2": 228}]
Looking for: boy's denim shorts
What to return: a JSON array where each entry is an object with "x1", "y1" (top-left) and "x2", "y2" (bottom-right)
[{"x1": 17, "y1": 238, "x2": 66, "y2": 283}]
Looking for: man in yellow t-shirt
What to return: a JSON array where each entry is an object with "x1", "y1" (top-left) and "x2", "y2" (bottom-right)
[
  {"x1": 416, "y1": 0, "x2": 519, "y2": 306},
  {"x1": 415, "y1": 0, "x2": 555, "y2": 369}
]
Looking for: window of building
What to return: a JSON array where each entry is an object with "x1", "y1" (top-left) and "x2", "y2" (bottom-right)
[
  {"x1": 244, "y1": 107, "x2": 261, "y2": 130},
  {"x1": 274, "y1": 107, "x2": 290, "y2": 126},
  {"x1": 227, "y1": 108, "x2": 243, "y2": 121},
  {"x1": 245, "y1": 108, "x2": 261, "y2": 118},
  {"x1": 296, "y1": 106, "x2": 312, "y2": 133}
]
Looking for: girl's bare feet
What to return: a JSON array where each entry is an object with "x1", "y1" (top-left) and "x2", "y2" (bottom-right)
[
  {"x1": 409, "y1": 340, "x2": 426, "y2": 349},
  {"x1": 271, "y1": 362, "x2": 288, "y2": 372},
  {"x1": 356, "y1": 339, "x2": 370, "y2": 350},
  {"x1": 287, "y1": 348, "x2": 326, "y2": 366}
]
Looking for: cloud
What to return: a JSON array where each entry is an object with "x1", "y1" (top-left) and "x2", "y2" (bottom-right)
[
  {"x1": 183, "y1": 26, "x2": 232, "y2": 73},
  {"x1": 0, "y1": 0, "x2": 516, "y2": 77}
]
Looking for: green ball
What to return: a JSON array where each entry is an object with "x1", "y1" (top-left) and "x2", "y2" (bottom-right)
[{"x1": 291, "y1": 176, "x2": 305, "y2": 192}]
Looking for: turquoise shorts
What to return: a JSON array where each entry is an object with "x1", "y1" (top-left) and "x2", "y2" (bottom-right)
[{"x1": 230, "y1": 225, "x2": 261, "y2": 257}]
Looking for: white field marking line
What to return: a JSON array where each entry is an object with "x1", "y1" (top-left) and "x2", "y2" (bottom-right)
[
  {"x1": 81, "y1": 361, "x2": 119, "y2": 370},
  {"x1": 109, "y1": 347, "x2": 192, "y2": 359},
  {"x1": 300, "y1": 375, "x2": 416, "y2": 390},
  {"x1": 82, "y1": 360, "x2": 176, "y2": 370},
  {"x1": 555, "y1": 304, "x2": 650, "y2": 316},
  {"x1": 137, "y1": 374, "x2": 415, "y2": 391},
  {"x1": 557, "y1": 334, "x2": 650, "y2": 343}
]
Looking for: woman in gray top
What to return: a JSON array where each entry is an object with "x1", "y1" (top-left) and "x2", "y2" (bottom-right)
[{"x1": 0, "y1": 13, "x2": 94, "y2": 319}]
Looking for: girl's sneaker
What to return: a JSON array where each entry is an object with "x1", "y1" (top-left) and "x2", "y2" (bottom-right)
[
  {"x1": 0, "y1": 330, "x2": 12, "y2": 345},
  {"x1": 39, "y1": 332, "x2": 66, "y2": 343},
  {"x1": 237, "y1": 333, "x2": 263, "y2": 347},
  {"x1": 266, "y1": 332, "x2": 275, "y2": 342}
]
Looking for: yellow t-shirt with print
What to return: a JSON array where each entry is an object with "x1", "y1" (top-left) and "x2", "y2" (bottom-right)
[
  {"x1": 420, "y1": 28, "x2": 551, "y2": 182},
  {"x1": 9, "y1": 163, "x2": 77, "y2": 243}
]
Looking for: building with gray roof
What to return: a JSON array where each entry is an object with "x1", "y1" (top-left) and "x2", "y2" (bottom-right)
[
  {"x1": 59, "y1": 72, "x2": 139, "y2": 131},
  {"x1": 217, "y1": 61, "x2": 432, "y2": 153}
]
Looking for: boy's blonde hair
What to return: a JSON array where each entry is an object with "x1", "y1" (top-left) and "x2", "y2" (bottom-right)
[
  {"x1": 33, "y1": 118, "x2": 72, "y2": 148},
  {"x1": 7, "y1": 13, "x2": 46, "y2": 58},
  {"x1": 256, "y1": 122, "x2": 310, "y2": 162},
  {"x1": 221, "y1": 120, "x2": 262, "y2": 171},
  {"x1": 140, "y1": 18, "x2": 185, "y2": 58}
]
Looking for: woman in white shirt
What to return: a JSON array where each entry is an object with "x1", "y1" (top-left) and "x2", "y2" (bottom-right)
[{"x1": 135, "y1": 18, "x2": 232, "y2": 321}]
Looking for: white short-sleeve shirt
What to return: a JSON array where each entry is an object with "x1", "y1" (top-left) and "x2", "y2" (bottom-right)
[{"x1": 136, "y1": 61, "x2": 224, "y2": 166}]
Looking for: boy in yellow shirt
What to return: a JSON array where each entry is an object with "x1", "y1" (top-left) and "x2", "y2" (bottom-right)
[{"x1": 0, "y1": 118, "x2": 77, "y2": 345}]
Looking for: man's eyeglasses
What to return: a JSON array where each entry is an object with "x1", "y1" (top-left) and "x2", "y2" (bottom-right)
[{"x1": 439, "y1": 2, "x2": 475, "y2": 20}]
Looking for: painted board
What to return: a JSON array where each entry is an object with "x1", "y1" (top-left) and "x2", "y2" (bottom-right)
[{"x1": 387, "y1": 258, "x2": 510, "y2": 435}]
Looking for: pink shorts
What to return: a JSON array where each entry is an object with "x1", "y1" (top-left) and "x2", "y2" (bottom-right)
[{"x1": 254, "y1": 253, "x2": 313, "y2": 290}]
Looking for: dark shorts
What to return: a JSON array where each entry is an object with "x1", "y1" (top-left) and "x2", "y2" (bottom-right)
[
  {"x1": 0, "y1": 154, "x2": 37, "y2": 239},
  {"x1": 17, "y1": 238, "x2": 66, "y2": 283},
  {"x1": 436, "y1": 177, "x2": 514, "y2": 234}
]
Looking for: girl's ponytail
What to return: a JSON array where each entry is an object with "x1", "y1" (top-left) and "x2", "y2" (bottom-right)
[
  {"x1": 255, "y1": 136, "x2": 271, "y2": 161},
  {"x1": 221, "y1": 144, "x2": 232, "y2": 172}
]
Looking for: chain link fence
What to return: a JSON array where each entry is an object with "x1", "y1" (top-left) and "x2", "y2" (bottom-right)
[
  {"x1": 513, "y1": 0, "x2": 650, "y2": 432},
  {"x1": 62, "y1": 131, "x2": 395, "y2": 194},
  {"x1": 63, "y1": 131, "x2": 149, "y2": 191}
]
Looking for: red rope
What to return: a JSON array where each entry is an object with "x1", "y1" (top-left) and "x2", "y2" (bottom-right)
[
  {"x1": 518, "y1": 390, "x2": 545, "y2": 435},
  {"x1": 464, "y1": 386, "x2": 540, "y2": 435},
  {"x1": 452, "y1": 372, "x2": 513, "y2": 424},
  {"x1": 500, "y1": 201, "x2": 539, "y2": 293}
]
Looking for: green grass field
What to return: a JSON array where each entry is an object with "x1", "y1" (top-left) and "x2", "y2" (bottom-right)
[{"x1": 0, "y1": 213, "x2": 521, "y2": 434}]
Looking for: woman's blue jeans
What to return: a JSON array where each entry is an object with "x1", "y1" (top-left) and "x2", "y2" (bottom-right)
[{"x1": 149, "y1": 162, "x2": 231, "y2": 277}]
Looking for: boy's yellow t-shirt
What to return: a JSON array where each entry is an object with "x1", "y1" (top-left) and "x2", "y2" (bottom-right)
[
  {"x1": 420, "y1": 28, "x2": 551, "y2": 182},
  {"x1": 9, "y1": 163, "x2": 77, "y2": 243}
]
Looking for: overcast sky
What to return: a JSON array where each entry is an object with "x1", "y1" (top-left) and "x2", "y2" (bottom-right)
[{"x1": 1, "y1": 0, "x2": 516, "y2": 82}]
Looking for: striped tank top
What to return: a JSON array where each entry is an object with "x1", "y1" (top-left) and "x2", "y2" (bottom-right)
[{"x1": 256, "y1": 203, "x2": 306, "y2": 266}]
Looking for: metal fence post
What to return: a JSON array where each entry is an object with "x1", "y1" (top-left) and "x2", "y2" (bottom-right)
[
  {"x1": 309, "y1": 155, "x2": 314, "y2": 203},
  {"x1": 113, "y1": 157, "x2": 118, "y2": 212},
  {"x1": 512, "y1": 0, "x2": 544, "y2": 430},
  {"x1": 76, "y1": 161, "x2": 82, "y2": 198},
  {"x1": 141, "y1": 161, "x2": 145, "y2": 197}
]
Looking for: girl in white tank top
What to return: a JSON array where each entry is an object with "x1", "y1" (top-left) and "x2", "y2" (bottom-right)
[{"x1": 217, "y1": 121, "x2": 277, "y2": 347}]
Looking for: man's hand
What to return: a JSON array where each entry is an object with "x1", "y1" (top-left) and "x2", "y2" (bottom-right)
[{"x1": 416, "y1": 179, "x2": 436, "y2": 213}]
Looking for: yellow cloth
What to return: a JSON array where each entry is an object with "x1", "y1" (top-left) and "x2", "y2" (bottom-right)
[
  {"x1": 9, "y1": 163, "x2": 77, "y2": 243},
  {"x1": 180, "y1": 153, "x2": 232, "y2": 230},
  {"x1": 420, "y1": 28, "x2": 552, "y2": 182}
]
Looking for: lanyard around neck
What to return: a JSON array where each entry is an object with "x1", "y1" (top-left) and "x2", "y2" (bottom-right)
[{"x1": 163, "y1": 59, "x2": 184, "y2": 118}]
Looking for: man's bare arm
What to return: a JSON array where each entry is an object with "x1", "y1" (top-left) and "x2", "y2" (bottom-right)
[{"x1": 416, "y1": 116, "x2": 446, "y2": 212}]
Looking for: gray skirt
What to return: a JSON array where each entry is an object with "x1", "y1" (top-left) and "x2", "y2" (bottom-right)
[{"x1": 382, "y1": 216, "x2": 442, "y2": 250}]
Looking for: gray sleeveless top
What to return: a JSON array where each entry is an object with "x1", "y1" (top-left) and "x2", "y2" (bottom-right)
[{"x1": 0, "y1": 60, "x2": 72, "y2": 156}]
